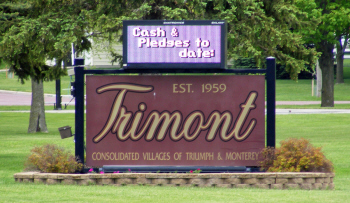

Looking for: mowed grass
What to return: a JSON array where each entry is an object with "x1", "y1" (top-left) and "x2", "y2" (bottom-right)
[
  {"x1": 1, "y1": 59, "x2": 350, "y2": 101},
  {"x1": 275, "y1": 78, "x2": 350, "y2": 101},
  {"x1": 0, "y1": 71, "x2": 73, "y2": 95},
  {"x1": 275, "y1": 59, "x2": 350, "y2": 101},
  {"x1": 276, "y1": 104, "x2": 350, "y2": 109},
  {"x1": 1, "y1": 61, "x2": 350, "y2": 201},
  {"x1": 0, "y1": 105, "x2": 76, "y2": 111},
  {"x1": 0, "y1": 112, "x2": 350, "y2": 202}
]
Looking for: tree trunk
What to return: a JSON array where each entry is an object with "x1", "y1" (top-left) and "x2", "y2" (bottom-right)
[
  {"x1": 28, "y1": 78, "x2": 48, "y2": 133},
  {"x1": 336, "y1": 36, "x2": 344, "y2": 84},
  {"x1": 316, "y1": 60, "x2": 322, "y2": 97},
  {"x1": 317, "y1": 40, "x2": 334, "y2": 107}
]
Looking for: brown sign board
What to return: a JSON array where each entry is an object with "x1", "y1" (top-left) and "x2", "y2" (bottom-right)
[{"x1": 86, "y1": 75, "x2": 265, "y2": 167}]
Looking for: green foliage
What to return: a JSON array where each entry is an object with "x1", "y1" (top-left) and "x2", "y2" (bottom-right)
[
  {"x1": 0, "y1": 61, "x2": 9, "y2": 69},
  {"x1": 260, "y1": 138, "x2": 333, "y2": 172},
  {"x1": 300, "y1": 0, "x2": 350, "y2": 46},
  {"x1": 297, "y1": 0, "x2": 350, "y2": 106},
  {"x1": 259, "y1": 147, "x2": 276, "y2": 171},
  {"x1": 276, "y1": 64, "x2": 313, "y2": 79},
  {"x1": 24, "y1": 144, "x2": 83, "y2": 173},
  {"x1": 87, "y1": 0, "x2": 318, "y2": 80},
  {"x1": 191, "y1": 168, "x2": 202, "y2": 173},
  {"x1": 231, "y1": 57, "x2": 258, "y2": 75},
  {"x1": 233, "y1": 57, "x2": 257, "y2": 69},
  {"x1": 0, "y1": 0, "x2": 93, "y2": 82},
  {"x1": 0, "y1": 0, "x2": 322, "y2": 81},
  {"x1": 218, "y1": 0, "x2": 318, "y2": 79},
  {"x1": 232, "y1": 57, "x2": 313, "y2": 79}
]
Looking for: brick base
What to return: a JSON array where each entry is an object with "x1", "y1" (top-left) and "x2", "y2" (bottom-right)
[{"x1": 14, "y1": 172, "x2": 335, "y2": 190}]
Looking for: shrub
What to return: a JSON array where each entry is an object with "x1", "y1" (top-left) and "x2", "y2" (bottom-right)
[
  {"x1": 259, "y1": 146, "x2": 276, "y2": 171},
  {"x1": 260, "y1": 138, "x2": 333, "y2": 172},
  {"x1": 24, "y1": 144, "x2": 83, "y2": 173}
]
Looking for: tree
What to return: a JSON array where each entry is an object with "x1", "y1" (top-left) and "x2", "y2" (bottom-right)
[
  {"x1": 335, "y1": 35, "x2": 348, "y2": 84},
  {"x1": 86, "y1": 0, "x2": 317, "y2": 79},
  {"x1": 0, "y1": 0, "x2": 92, "y2": 132},
  {"x1": 298, "y1": 0, "x2": 350, "y2": 107},
  {"x1": 1, "y1": 0, "x2": 323, "y2": 124},
  {"x1": 332, "y1": 4, "x2": 350, "y2": 84}
]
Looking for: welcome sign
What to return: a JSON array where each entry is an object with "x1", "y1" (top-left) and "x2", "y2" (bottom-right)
[{"x1": 86, "y1": 75, "x2": 265, "y2": 167}]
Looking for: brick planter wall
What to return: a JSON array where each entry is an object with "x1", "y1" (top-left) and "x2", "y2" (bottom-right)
[{"x1": 14, "y1": 172, "x2": 334, "y2": 190}]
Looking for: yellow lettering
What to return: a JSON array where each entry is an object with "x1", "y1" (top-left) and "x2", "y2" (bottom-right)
[
  {"x1": 173, "y1": 84, "x2": 178, "y2": 93},
  {"x1": 186, "y1": 84, "x2": 192, "y2": 93},
  {"x1": 203, "y1": 111, "x2": 232, "y2": 141},
  {"x1": 179, "y1": 84, "x2": 186, "y2": 93},
  {"x1": 92, "y1": 83, "x2": 258, "y2": 143},
  {"x1": 186, "y1": 152, "x2": 214, "y2": 160},
  {"x1": 225, "y1": 152, "x2": 261, "y2": 160},
  {"x1": 144, "y1": 111, "x2": 183, "y2": 141},
  {"x1": 221, "y1": 91, "x2": 258, "y2": 141},
  {"x1": 183, "y1": 112, "x2": 204, "y2": 141},
  {"x1": 173, "y1": 84, "x2": 192, "y2": 93},
  {"x1": 93, "y1": 84, "x2": 153, "y2": 143}
]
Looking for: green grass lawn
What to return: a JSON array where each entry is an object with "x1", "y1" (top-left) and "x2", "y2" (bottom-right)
[
  {"x1": 274, "y1": 59, "x2": 350, "y2": 101},
  {"x1": 275, "y1": 78, "x2": 350, "y2": 101},
  {"x1": 0, "y1": 105, "x2": 76, "y2": 111},
  {"x1": 1, "y1": 71, "x2": 350, "y2": 100},
  {"x1": 1, "y1": 60, "x2": 350, "y2": 101},
  {"x1": 276, "y1": 104, "x2": 350, "y2": 109},
  {"x1": 0, "y1": 71, "x2": 73, "y2": 95},
  {"x1": 0, "y1": 112, "x2": 350, "y2": 202},
  {"x1": 1, "y1": 61, "x2": 350, "y2": 201}
]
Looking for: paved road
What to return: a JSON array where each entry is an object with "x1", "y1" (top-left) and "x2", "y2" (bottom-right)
[
  {"x1": 268, "y1": 109, "x2": 350, "y2": 114},
  {"x1": 1, "y1": 90, "x2": 350, "y2": 114},
  {"x1": 0, "y1": 90, "x2": 75, "y2": 107},
  {"x1": 275, "y1": 101, "x2": 350, "y2": 105}
]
